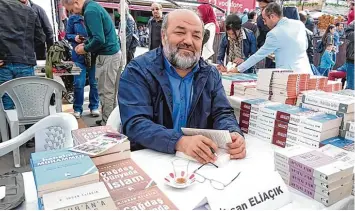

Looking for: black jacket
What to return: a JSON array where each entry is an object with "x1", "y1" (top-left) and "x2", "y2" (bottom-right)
[
  {"x1": 30, "y1": 1, "x2": 54, "y2": 60},
  {"x1": 305, "y1": 28, "x2": 314, "y2": 64},
  {"x1": 256, "y1": 15, "x2": 269, "y2": 48},
  {"x1": 0, "y1": 0, "x2": 45, "y2": 66},
  {"x1": 345, "y1": 22, "x2": 354, "y2": 62}
]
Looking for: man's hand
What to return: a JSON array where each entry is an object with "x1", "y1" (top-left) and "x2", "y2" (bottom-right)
[
  {"x1": 233, "y1": 58, "x2": 244, "y2": 65},
  {"x1": 176, "y1": 135, "x2": 218, "y2": 164},
  {"x1": 0, "y1": 60, "x2": 4, "y2": 67},
  {"x1": 217, "y1": 64, "x2": 227, "y2": 72},
  {"x1": 229, "y1": 67, "x2": 240, "y2": 73},
  {"x1": 227, "y1": 132, "x2": 246, "y2": 159},
  {"x1": 75, "y1": 35, "x2": 83, "y2": 43},
  {"x1": 75, "y1": 44, "x2": 86, "y2": 55}
]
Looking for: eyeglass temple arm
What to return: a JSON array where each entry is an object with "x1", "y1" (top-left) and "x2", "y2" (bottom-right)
[
  {"x1": 194, "y1": 162, "x2": 219, "y2": 172},
  {"x1": 226, "y1": 172, "x2": 241, "y2": 186}
]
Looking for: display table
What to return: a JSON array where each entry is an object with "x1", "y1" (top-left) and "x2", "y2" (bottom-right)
[{"x1": 18, "y1": 135, "x2": 354, "y2": 210}]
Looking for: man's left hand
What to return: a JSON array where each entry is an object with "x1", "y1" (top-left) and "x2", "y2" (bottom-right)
[
  {"x1": 75, "y1": 44, "x2": 86, "y2": 55},
  {"x1": 227, "y1": 132, "x2": 246, "y2": 159},
  {"x1": 229, "y1": 67, "x2": 240, "y2": 73}
]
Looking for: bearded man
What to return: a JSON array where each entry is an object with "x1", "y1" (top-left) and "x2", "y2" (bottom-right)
[{"x1": 118, "y1": 9, "x2": 246, "y2": 164}]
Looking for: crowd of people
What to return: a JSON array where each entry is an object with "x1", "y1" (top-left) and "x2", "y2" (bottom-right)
[{"x1": 0, "y1": 0, "x2": 354, "y2": 160}]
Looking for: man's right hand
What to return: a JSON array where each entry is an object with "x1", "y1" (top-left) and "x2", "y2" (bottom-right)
[
  {"x1": 176, "y1": 135, "x2": 218, "y2": 164},
  {"x1": 217, "y1": 64, "x2": 227, "y2": 72},
  {"x1": 75, "y1": 35, "x2": 83, "y2": 43},
  {"x1": 0, "y1": 60, "x2": 4, "y2": 67}
]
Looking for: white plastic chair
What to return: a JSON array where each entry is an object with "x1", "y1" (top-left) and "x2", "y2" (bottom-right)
[
  {"x1": 106, "y1": 106, "x2": 122, "y2": 132},
  {"x1": 0, "y1": 77, "x2": 66, "y2": 167},
  {"x1": 0, "y1": 113, "x2": 78, "y2": 158}
]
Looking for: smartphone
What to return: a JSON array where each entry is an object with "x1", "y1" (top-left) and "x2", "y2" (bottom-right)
[{"x1": 78, "y1": 35, "x2": 86, "y2": 41}]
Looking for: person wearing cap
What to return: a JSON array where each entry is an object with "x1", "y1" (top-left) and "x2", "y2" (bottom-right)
[{"x1": 217, "y1": 14, "x2": 257, "y2": 73}]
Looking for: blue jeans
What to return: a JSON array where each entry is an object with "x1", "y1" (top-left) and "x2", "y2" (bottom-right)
[
  {"x1": 73, "y1": 62, "x2": 99, "y2": 114},
  {"x1": 345, "y1": 62, "x2": 354, "y2": 90},
  {"x1": 0, "y1": 63, "x2": 34, "y2": 110}
]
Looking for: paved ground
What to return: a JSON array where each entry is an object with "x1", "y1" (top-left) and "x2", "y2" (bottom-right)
[{"x1": 0, "y1": 47, "x2": 149, "y2": 174}]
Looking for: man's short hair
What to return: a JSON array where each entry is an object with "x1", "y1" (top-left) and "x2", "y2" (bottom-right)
[
  {"x1": 61, "y1": 0, "x2": 74, "y2": 4},
  {"x1": 226, "y1": 14, "x2": 242, "y2": 30},
  {"x1": 248, "y1": 11, "x2": 256, "y2": 20},
  {"x1": 161, "y1": 9, "x2": 204, "y2": 34},
  {"x1": 256, "y1": 0, "x2": 275, "y2": 3},
  {"x1": 151, "y1": 2, "x2": 162, "y2": 9},
  {"x1": 263, "y1": 2, "x2": 283, "y2": 18},
  {"x1": 299, "y1": 12, "x2": 307, "y2": 23},
  {"x1": 335, "y1": 22, "x2": 343, "y2": 27}
]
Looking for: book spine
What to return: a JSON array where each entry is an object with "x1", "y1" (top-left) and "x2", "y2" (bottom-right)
[
  {"x1": 289, "y1": 180, "x2": 315, "y2": 198},
  {"x1": 289, "y1": 158, "x2": 314, "y2": 177},
  {"x1": 240, "y1": 102, "x2": 251, "y2": 112},
  {"x1": 274, "y1": 120, "x2": 289, "y2": 132},
  {"x1": 249, "y1": 122, "x2": 274, "y2": 136},
  {"x1": 298, "y1": 118, "x2": 323, "y2": 132},
  {"x1": 61, "y1": 198, "x2": 115, "y2": 210},
  {"x1": 302, "y1": 95, "x2": 349, "y2": 113},
  {"x1": 272, "y1": 135, "x2": 286, "y2": 148},
  {"x1": 300, "y1": 103, "x2": 338, "y2": 115},
  {"x1": 287, "y1": 134, "x2": 320, "y2": 148},
  {"x1": 259, "y1": 107, "x2": 278, "y2": 119},
  {"x1": 290, "y1": 174, "x2": 316, "y2": 191},
  {"x1": 276, "y1": 111, "x2": 291, "y2": 123}
]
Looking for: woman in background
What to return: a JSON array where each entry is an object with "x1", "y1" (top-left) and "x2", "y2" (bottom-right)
[{"x1": 196, "y1": 4, "x2": 220, "y2": 60}]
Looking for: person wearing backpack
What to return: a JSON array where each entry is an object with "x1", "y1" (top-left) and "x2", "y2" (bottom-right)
[
  {"x1": 62, "y1": 0, "x2": 121, "y2": 126},
  {"x1": 216, "y1": 14, "x2": 257, "y2": 73},
  {"x1": 344, "y1": 21, "x2": 354, "y2": 89},
  {"x1": 65, "y1": 14, "x2": 99, "y2": 119}
]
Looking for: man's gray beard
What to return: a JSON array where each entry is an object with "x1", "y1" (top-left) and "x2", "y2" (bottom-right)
[{"x1": 163, "y1": 41, "x2": 200, "y2": 70}]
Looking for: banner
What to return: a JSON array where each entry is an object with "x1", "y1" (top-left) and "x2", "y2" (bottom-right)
[{"x1": 198, "y1": 0, "x2": 256, "y2": 13}]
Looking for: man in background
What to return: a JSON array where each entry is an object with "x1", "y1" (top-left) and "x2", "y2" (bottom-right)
[
  {"x1": 299, "y1": 12, "x2": 314, "y2": 65},
  {"x1": 20, "y1": 0, "x2": 54, "y2": 60},
  {"x1": 256, "y1": 0, "x2": 275, "y2": 68},
  {"x1": 62, "y1": 0, "x2": 121, "y2": 126},
  {"x1": 147, "y1": 2, "x2": 163, "y2": 50},
  {"x1": 242, "y1": 11, "x2": 258, "y2": 36},
  {"x1": 240, "y1": 9, "x2": 249, "y2": 24},
  {"x1": 335, "y1": 22, "x2": 344, "y2": 37},
  {"x1": 0, "y1": 0, "x2": 45, "y2": 110},
  {"x1": 348, "y1": 2, "x2": 354, "y2": 25}
]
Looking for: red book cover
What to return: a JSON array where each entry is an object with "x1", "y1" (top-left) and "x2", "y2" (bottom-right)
[
  {"x1": 72, "y1": 126, "x2": 116, "y2": 145},
  {"x1": 272, "y1": 135, "x2": 286, "y2": 148},
  {"x1": 115, "y1": 186, "x2": 178, "y2": 210},
  {"x1": 274, "y1": 120, "x2": 289, "y2": 132},
  {"x1": 276, "y1": 111, "x2": 291, "y2": 123},
  {"x1": 240, "y1": 102, "x2": 252, "y2": 112},
  {"x1": 97, "y1": 159, "x2": 156, "y2": 200}
]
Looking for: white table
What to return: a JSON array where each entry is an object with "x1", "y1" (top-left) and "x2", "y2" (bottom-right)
[{"x1": 18, "y1": 135, "x2": 354, "y2": 210}]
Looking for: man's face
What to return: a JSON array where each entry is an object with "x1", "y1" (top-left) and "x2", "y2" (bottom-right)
[
  {"x1": 337, "y1": 24, "x2": 344, "y2": 31},
  {"x1": 162, "y1": 12, "x2": 203, "y2": 70},
  {"x1": 262, "y1": 9, "x2": 276, "y2": 30},
  {"x1": 259, "y1": 2, "x2": 268, "y2": 10},
  {"x1": 63, "y1": 0, "x2": 83, "y2": 15},
  {"x1": 151, "y1": 4, "x2": 162, "y2": 19}
]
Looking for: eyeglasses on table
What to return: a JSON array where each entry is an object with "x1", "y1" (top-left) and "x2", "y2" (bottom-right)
[{"x1": 193, "y1": 162, "x2": 241, "y2": 190}]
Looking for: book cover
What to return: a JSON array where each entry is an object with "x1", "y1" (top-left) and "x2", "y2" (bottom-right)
[
  {"x1": 298, "y1": 113, "x2": 342, "y2": 132},
  {"x1": 72, "y1": 126, "x2": 117, "y2": 145},
  {"x1": 317, "y1": 144, "x2": 355, "y2": 166},
  {"x1": 31, "y1": 149, "x2": 99, "y2": 196},
  {"x1": 42, "y1": 182, "x2": 116, "y2": 210},
  {"x1": 274, "y1": 145, "x2": 313, "y2": 164},
  {"x1": 345, "y1": 121, "x2": 355, "y2": 133},
  {"x1": 114, "y1": 186, "x2": 178, "y2": 210},
  {"x1": 92, "y1": 150, "x2": 131, "y2": 166},
  {"x1": 320, "y1": 137, "x2": 354, "y2": 151},
  {"x1": 302, "y1": 92, "x2": 355, "y2": 113},
  {"x1": 71, "y1": 132, "x2": 128, "y2": 156},
  {"x1": 97, "y1": 159, "x2": 156, "y2": 200}
]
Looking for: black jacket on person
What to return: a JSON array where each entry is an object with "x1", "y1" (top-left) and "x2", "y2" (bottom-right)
[
  {"x1": 305, "y1": 28, "x2": 314, "y2": 64},
  {"x1": 30, "y1": 1, "x2": 54, "y2": 60},
  {"x1": 0, "y1": 0, "x2": 45, "y2": 66},
  {"x1": 345, "y1": 22, "x2": 354, "y2": 63},
  {"x1": 256, "y1": 15, "x2": 270, "y2": 48}
]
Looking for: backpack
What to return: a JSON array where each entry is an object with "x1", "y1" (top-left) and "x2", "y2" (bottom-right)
[
  {"x1": 45, "y1": 40, "x2": 72, "y2": 79},
  {"x1": 315, "y1": 39, "x2": 324, "y2": 54}
]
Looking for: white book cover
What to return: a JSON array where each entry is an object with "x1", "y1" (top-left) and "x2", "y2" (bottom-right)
[
  {"x1": 181, "y1": 128, "x2": 232, "y2": 149},
  {"x1": 42, "y1": 182, "x2": 115, "y2": 210},
  {"x1": 176, "y1": 149, "x2": 230, "y2": 167},
  {"x1": 317, "y1": 145, "x2": 355, "y2": 166}
]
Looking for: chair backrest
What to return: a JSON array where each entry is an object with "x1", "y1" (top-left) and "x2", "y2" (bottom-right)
[
  {"x1": 0, "y1": 113, "x2": 78, "y2": 157},
  {"x1": 106, "y1": 106, "x2": 122, "y2": 132},
  {"x1": 0, "y1": 77, "x2": 66, "y2": 122}
]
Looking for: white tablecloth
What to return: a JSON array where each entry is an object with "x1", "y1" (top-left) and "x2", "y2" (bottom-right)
[{"x1": 18, "y1": 135, "x2": 354, "y2": 210}]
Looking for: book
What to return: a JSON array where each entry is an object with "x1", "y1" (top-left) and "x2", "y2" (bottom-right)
[
  {"x1": 42, "y1": 182, "x2": 116, "y2": 210},
  {"x1": 72, "y1": 126, "x2": 117, "y2": 145},
  {"x1": 345, "y1": 121, "x2": 355, "y2": 133},
  {"x1": 345, "y1": 131, "x2": 354, "y2": 141},
  {"x1": 114, "y1": 186, "x2": 178, "y2": 210},
  {"x1": 317, "y1": 145, "x2": 355, "y2": 166},
  {"x1": 320, "y1": 137, "x2": 354, "y2": 151},
  {"x1": 70, "y1": 132, "x2": 128, "y2": 157},
  {"x1": 97, "y1": 159, "x2": 156, "y2": 199},
  {"x1": 31, "y1": 149, "x2": 99, "y2": 197},
  {"x1": 92, "y1": 150, "x2": 131, "y2": 166},
  {"x1": 302, "y1": 91, "x2": 355, "y2": 113},
  {"x1": 181, "y1": 128, "x2": 232, "y2": 149},
  {"x1": 335, "y1": 89, "x2": 355, "y2": 97},
  {"x1": 298, "y1": 113, "x2": 342, "y2": 132}
]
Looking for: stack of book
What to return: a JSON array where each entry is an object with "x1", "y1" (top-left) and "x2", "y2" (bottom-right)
[
  {"x1": 317, "y1": 144, "x2": 355, "y2": 196},
  {"x1": 258, "y1": 104, "x2": 341, "y2": 148},
  {"x1": 324, "y1": 81, "x2": 342, "y2": 92},
  {"x1": 72, "y1": 126, "x2": 131, "y2": 165},
  {"x1": 300, "y1": 91, "x2": 355, "y2": 130},
  {"x1": 274, "y1": 145, "x2": 354, "y2": 206},
  {"x1": 308, "y1": 76, "x2": 328, "y2": 91},
  {"x1": 256, "y1": 69, "x2": 310, "y2": 105},
  {"x1": 97, "y1": 158, "x2": 177, "y2": 210},
  {"x1": 221, "y1": 73, "x2": 258, "y2": 96},
  {"x1": 233, "y1": 82, "x2": 257, "y2": 98},
  {"x1": 30, "y1": 149, "x2": 108, "y2": 209},
  {"x1": 320, "y1": 136, "x2": 354, "y2": 152}
]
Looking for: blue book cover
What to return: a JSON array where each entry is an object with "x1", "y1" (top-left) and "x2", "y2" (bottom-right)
[
  {"x1": 306, "y1": 113, "x2": 341, "y2": 123},
  {"x1": 264, "y1": 104, "x2": 297, "y2": 112},
  {"x1": 31, "y1": 149, "x2": 98, "y2": 190},
  {"x1": 320, "y1": 137, "x2": 354, "y2": 149},
  {"x1": 242, "y1": 98, "x2": 267, "y2": 105}
]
